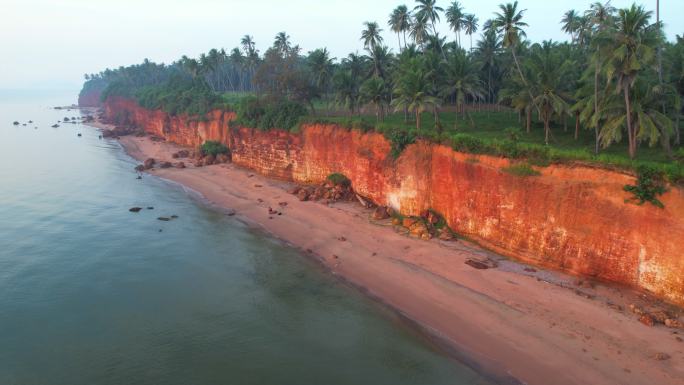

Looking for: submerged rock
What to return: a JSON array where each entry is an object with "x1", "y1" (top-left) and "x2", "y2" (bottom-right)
[
  {"x1": 157, "y1": 217, "x2": 171, "y2": 221},
  {"x1": 134, "y1": 165, "x2": 145, "y2": 172},
  {"x1": 13, "y1": 121, "x2": 20, "y2": 125},
  {"x1": 51, "y1": 124, "x2": 59, "y2": 128},
  {"x1": 129, "y1": 207, "x2": 143, "y2": 213}
]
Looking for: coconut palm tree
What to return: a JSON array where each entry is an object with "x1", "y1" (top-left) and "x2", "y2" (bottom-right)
[
  {"x1": 410, "y1": 13, "x2": 430, "y2": 47},
  {"x1": 463, "y1": 14, "x2": 479, "y2": 52},
  {"x1": 493, "y1": 2, "x2": 536, "y2": 111},
  {"x1": 528, "y1": 42, "x2": 572, "y2": 144},
  {"x1": 388, "y1": 5, "x2": 412, "y2": 52},
  {"x1": 361, "y1": 21, "x2": 384, "y2": 51},
  {"x1": 274, "y1": 32, "x2": 292, "y2": 55},
  {"x1": 445, "y1": 1, "x2": 465, "y2": 47},
  {"x1": 392, "y1": 57, "x2": 441, "y2": 131},
  {"x1": 360, "y1": 76, "x2": 388, "y2": 121},
  {"x1": 413, "y1": 0, "x2": 443, "y2": 35},
  {"x1": 474, "y1": 27, "x2": 502, "y2": 103},
  {"x1": 585, "y1": 1, "x2": 617, "y2": 153},
  {"x1": 561, "y1": 10, "x2": 580, "y2": 43},
  {"x1": 605, "y1": 4, "x2": 659, "y2": 158},
  {"x1": 441, "y1": 50, "x2": 484, "y2": 127},
  {"x1": 307, "y1": 48, "x2": 334, "y2": 96}
]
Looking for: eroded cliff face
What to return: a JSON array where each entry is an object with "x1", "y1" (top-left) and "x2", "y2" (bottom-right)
[
  {"x1": 103, "y1": 97, "x2": 684, "y2": 305},
  {"x1": 78, "y1": 89, "x2": 102, "y2": 108}
]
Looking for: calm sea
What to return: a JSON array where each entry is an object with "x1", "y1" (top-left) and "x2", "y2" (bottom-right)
[{"x1": 0, "y1": 90, "x2": 493, "y2": 385}]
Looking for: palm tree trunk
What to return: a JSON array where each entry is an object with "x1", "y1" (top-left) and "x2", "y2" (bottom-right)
[
  {"x1": 544, "y1": 113, "x2": 550, "y2": 145},
  {"x1": 526, "y1": 108, "x2": 531, "y2": 133},
  {"x1": 397, "y1": 33, "x2": 402, "y2": 53},
  {"x1": 574, "y1": 111, "x2": 580, "y2": 140},
  {"x1": 623, "y1": 84, "x2": 636, "y2": 159},
  {"x1": 563, "y1": 113, "x2": 567, "y2": 132},
  {"x1": 594, "y1": 61, "x2": 600, "y2": 155},
  {"x1": 416, "y1": 109, "x2": 421, "y2": 131},
  {"x1": 511, "y1": 48, "x2": 537, "y2": 113}
]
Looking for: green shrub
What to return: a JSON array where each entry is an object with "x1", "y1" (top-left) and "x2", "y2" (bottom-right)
[
  {"x1": 502, "y1": 163, "x2": 541, "y2": 177},
  {"x1": 327, "y1": 173, "x2": 351, "y2": 187},
  {"x1": 200, "y1": 141, "x2": 229, "y2": 156},
  {"x1": 382, "y1": 127, "x2": 416, "y2": 158},
  {"x1": 624, "y1": 165, "x2": 668, "y2": 208}
]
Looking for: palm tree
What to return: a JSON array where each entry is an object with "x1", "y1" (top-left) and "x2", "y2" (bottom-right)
[
  {"x1": 274, "y1": 32, "x2": 291, "y2": 55},
  {"x1": 360, "y1": 76, "x2": 388, "y2": 121},
  {"x1": 240, "y1": 35, "x2": 257, "y2": 57},
  {"x1": 307, "y1": 48, "x2": 334, "y2": 96},
  {"x1": 410, "y1": 13, "x2": 430, "y2": 47},
  {"x1": 413, "y1": 0, "x2": 444, "y2": 35},
  {"x1": 528, "y1": 42, "x2": 572, "y2": 144},
  {"x1": 586, "y1": 1, "x2": 616, "y2": 153},
  {"x1": 606, "y1": 4, "x2": 658, "y2": 158},
  {"x1": 492, "y1": 2, "x2": 536, "y2": 111},
  {"x1": 561, "y1": 10, "x2": 580, "y2": 43},
  {"x1": 474, "y1": 27, "x2": 502, "y2": 104},
  {"x1": 463, "y1": 14, "x2": 479, "y2": 52},
  {"x1": 392, "y1": 58, "x2": 441, "y2": 131},
  {"x1": 333, "y1": 70, "x2": 359, "y2": 116},
  {"x1": 441, "y1": 50, "x2": 484, "y2": 127},
  {"x1": 361, "y1": 21, "x2": 384, "y2": 51},
  {"x1": 445, "y1": 1, "x2": 465, "y2": 47},
  {"x1": 388, "y1": 5, "x2": 412, "y2": 52}
]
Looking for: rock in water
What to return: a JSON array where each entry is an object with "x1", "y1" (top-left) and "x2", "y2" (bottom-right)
[
  {"x1": 157, "y1": 217, "x2": 171, "y2": 221},
  {"x1": 129, "y1": 207, "x2": 143, "y2": 213},
  {"x1": 13, "y1": 121, "x2": 19, "y2": 125},
  {"x1": 51, "y1": 124, "x2": 59, "y2": 128}
]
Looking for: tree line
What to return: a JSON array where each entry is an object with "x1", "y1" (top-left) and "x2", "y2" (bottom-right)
[{"x1": 83, "y1": 0, "x2": 684, "y2": 160}]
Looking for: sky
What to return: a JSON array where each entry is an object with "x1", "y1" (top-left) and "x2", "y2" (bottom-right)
[{"x1": 1, "y1": 0, "x2": 682, "y2": 91}]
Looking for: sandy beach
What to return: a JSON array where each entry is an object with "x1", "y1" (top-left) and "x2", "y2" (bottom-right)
[{"x1": 89, "y1": 119, "x2": 684, "y2": 385}]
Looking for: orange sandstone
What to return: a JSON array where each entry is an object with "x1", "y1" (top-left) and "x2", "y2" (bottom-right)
[{"x1": 103, "y1": 97, "x2": 684, "y2": 305}]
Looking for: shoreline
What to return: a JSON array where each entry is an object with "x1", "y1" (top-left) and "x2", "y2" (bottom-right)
[{"x1": 90, "y1": 119, "x2": 684, "y2": 385}]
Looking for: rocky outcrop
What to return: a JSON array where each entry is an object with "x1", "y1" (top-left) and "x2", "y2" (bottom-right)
[
  {"x1": 103, "y1": 97, "x2": 684, "y2": 306},
  {"x1": 78, "y1": 89, "x2": 102, "y2": 107}
]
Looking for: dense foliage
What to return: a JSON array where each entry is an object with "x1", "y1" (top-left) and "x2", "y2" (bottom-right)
[
  {"x1": 136, "y1": 77, "x2": 227, "y2": 116},
  {"x1": 81, "y1": 0, "x2": 684, "y2": 183},
  {"x1": 235, "y1": 96, "x2": 307, "y2": 131},
  {"x1": 200, "y1": 141, "x2": 230, "y2": 157}
]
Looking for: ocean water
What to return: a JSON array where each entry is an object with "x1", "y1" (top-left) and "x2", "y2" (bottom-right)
[{"x1": 0, "y1": 91, "x2": 493, "y2": 385}]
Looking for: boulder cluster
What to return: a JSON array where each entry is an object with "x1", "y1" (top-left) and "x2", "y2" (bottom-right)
[
  {"x1": 391, "y1": 209, "x2": 456, "y2": 241},
  {"x1": 102, "y1": 125, "x2": 144, "y2": 138},
  {"x1": 289, "y1": 179, "x2": 355, "y2": 203},
  {"x1": 194, "y1": 153, "x2": 231, "y2": 167},
  {"x1": 629, "y1": 303, "x2": 684, "y2": 330}
]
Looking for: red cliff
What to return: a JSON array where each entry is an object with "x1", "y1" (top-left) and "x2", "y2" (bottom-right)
[{"x1": 103, "y1": 97, "x2": 684, "y2": 306}]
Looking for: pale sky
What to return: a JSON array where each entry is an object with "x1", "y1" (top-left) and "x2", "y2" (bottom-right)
[{"x1": 1, "y1": 0, "x2": 682, "y2": 91}]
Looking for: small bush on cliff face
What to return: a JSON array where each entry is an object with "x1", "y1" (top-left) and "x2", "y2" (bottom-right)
[
  {"x1": 624, "y1": 165, "x2": 668, "y2": 208},
  {"x1": 379, "y1": 127, "x2": 415, "y2": 158},
  {"x1": 327, "y1": 173, "x2": 351, "y2": 187},
  {"x1": 502, "y1": 163, "x2": 541, "y2": 177},
  {"x1": 201, "y1": 141, "x2": 229, "y2": 157}
]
